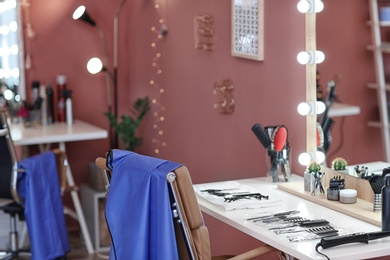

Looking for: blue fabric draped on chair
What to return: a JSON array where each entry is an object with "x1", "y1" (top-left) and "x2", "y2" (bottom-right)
[
  {"x1": 105, "y1": 149, "x2": 182, "y2": 260},
  {"x1": 18, "y1": 151, "x2": 69, "y2": 260}
]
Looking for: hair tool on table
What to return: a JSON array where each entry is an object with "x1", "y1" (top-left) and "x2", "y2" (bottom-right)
[
  {"x1": 316, "y1": 122, "x2": 326, "y2": 160},
  {"x1": 321, "y1": 116, "x2": 335, "y2": 154},
  {"x1": 252, "y1": 123, "x2": 290, "y2": 182},
  {"x1": 251, "y1": 123, "x2": 272, "y2": 149},
  {"x1": 368, "y1": 174, "x2": 386, "y2": 212},
  {"x1": 315, "y1": 231, "x2": 390, "y2": 260},
  {"x1": 271, "y1": 125, "x2": 290, "y2": 181}
]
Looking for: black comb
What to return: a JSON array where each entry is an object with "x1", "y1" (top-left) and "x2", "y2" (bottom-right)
[{"x1": 251, "y1": 123, "x2": 272, "y2": 149}]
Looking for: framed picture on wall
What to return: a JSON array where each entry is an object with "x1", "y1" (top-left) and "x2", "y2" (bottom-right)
[{"x1": 231, "y1": 0, "x2": 264, "y2": 61}]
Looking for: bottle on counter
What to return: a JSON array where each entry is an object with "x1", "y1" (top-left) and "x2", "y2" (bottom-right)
[
  {"x1": 31, "y1": 81, "x2": 39, "y2": 104},
  {"x1": 46, "y1": 82, "x2": 54, "y2": 123},
  {"x1": 382, "y1": 171, "x2": 390, "y2": 231},
  {"x1": 64, "y1": 89, "x2": 73, "y2": 126},
  {"x1": 57, "y1": 75, "x2": 67, "y2": 122},
  {"x1": 40, "y1": 84, "x2": 47, "y2": 125}
]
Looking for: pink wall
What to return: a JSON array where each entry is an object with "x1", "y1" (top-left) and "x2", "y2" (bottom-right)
[
  {"x1": 24, "y1": 0, "x2": 384, "y2": 258},
  {"x1": 317, "y1": 0, "x2": 383, "y2": 166}
]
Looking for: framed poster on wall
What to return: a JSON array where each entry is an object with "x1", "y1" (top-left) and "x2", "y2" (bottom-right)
[{"x1": 231, "y1": 0, "x2": 264, "y2": 61}]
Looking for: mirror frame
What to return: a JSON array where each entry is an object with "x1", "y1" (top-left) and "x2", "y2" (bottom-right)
[{"x1": 16, "y1": 0, "x2": 26, "y2": 100}]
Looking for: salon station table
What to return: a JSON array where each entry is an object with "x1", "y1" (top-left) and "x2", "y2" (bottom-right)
[
  {"x1": 195, "y1": 175, "x2": 390, "y2": 260},
  {"x1": 9, "y1": 120, "x2": 108, "y2": 254}
]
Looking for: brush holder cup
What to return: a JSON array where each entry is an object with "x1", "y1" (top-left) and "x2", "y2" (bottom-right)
[{"x1": 265, "y1": 147, "x2": 291, "y2": 183}]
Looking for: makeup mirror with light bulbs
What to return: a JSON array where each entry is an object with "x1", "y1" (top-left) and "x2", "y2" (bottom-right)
[
  {"x1": 0, "y1": 0, "x2": 26, "y2": 118},
  {"x1": 296, "y1": 0, "x2": 326, "y2": 169}
]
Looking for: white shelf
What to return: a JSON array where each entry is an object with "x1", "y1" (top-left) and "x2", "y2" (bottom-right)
[
  {"x1": 327, "y1": 102, "x2": 361, "y2": 117},
  {"x1": 367, "y1": 0, "x2": 390, "y2": 161},
  {"x1": 367, "y1": 82, "x2": 390, "y2": 90}
]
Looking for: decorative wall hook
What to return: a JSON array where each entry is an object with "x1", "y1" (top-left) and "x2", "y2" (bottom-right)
[
  {"x1": 194, "y1": 14, "x2": 214, "y2": 51},
  {"x1": 213, "y1": 79, "x2": 235, "y2": 114}
]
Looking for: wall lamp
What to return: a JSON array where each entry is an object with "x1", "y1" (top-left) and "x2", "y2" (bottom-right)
[
  {"x1": 73, "y1": 1, "x2": 128, "y2": 149},
  {"x1": 72, "y1": 5, "x2": 96, "y2": 26},
  {"x1": 297, "y1": 0, "x2": 324, "y2": 14},
  {"x1": 73, "y1": 5, "x2": 114, "y2": 147}
]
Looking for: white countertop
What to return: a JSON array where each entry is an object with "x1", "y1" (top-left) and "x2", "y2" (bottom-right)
[
  {"x1": 195, "y1": 175, "x2": 389, "y2": 260},
  {"x1": 10, "y1": 120, "x2": 108, "y2": 146}
]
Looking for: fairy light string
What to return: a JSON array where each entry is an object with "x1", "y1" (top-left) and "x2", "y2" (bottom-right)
[{"x1": 149, "y1": 2, "x2": 167, "y2": 155}]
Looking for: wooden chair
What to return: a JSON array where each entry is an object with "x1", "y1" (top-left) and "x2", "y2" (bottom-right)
[{"x1": 95, "y1": 152, "x2": 286, "y2": 260}]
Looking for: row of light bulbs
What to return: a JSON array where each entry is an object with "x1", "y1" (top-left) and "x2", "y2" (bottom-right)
[
  {"x1": 0, "y1": 0, "x2": 16, "y2": 12},
  {"x1": 296, "y1": 0, "x2": 325, "y2": 166}
]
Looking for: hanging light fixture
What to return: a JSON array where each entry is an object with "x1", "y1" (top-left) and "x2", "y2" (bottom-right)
[{"x1": 72, "y1": 5, "x2": 96, "y2": 26}]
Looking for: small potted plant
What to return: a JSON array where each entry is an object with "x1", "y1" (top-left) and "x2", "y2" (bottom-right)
[{"x1": 331, "y1": 157, "x2": 349, "y2": 174}]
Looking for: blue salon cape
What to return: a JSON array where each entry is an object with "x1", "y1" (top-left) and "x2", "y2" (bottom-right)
[
  {"x1": 18, "y1": 151, "x2": 69, "y2": 260},
  {"x1": 105, "y1": 150, "x2": 182, "y2": 260}
]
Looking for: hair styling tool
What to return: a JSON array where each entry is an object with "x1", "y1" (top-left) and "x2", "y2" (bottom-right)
[
  {"x1": 321, "y1": 117, "x2": 335, "y2": 153},
  {"x1": 272, "y1": 125, "x2": 290, "y2": 181},
  {"x1": 317, "y1": 75, "x2": 340, "y2": 125},
  {"x1": 315, "y1": 231, "x2": 390, "y2": 260},
  {"x1": 369, "y1": 174, "x2": 385, "y2": 212},
  {"x1": 251, "y1": 123, "x2": 272, "y2": 149},
  {"x1": 247, "y1": 210, "x2": 300, "y2": 221},
  {"x1": 316, "y1": 122, "x2": 324, "y2": 148}
]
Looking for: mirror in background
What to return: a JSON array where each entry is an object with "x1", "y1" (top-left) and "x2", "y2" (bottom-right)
[{"x1": 0, "y1": 0, "x2": 25, "y2": 120}]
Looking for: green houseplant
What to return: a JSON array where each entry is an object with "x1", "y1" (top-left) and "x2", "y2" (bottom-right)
[{"x1": 105, "y1": 97, "x2": 150, "y2": 151}]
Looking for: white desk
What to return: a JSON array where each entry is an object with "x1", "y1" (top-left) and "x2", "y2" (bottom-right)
[
  {"x1": 11, "y1": 120, "x2": 107, "y2": 147},
  {"x1": 10, "y1": 120, "x2": 108, "y2": 254},
  {"x1": 195, "y1": 176, "x2": 390, "y2": 260}
]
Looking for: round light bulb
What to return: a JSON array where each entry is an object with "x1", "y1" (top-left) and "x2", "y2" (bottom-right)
[
  {"x1": 297, "y1": 102, "x2": 311, "y2": 116},
  {"x1": 298, "y1": 152, "x2": 312, "y2": 166},
  {"x1": 73, "y1": 5, "x2": 86, "y2": 20},
  {"x1": 315, "y1": 0, "x2": 324, "y2": 13},
  {"x1": 315, "y1": 50, "x2": 325, "y2": 64},
  {"x1": 297, "y1": 51, "x2": 311, "y2": 65},
  {"x1": 3, "y1": 89, "x2": 13, "y2": 100},
  {"x1": 87, "y1": 57, "x2": 103, "y2": 74},
  {"x1": 316, "y1": 101, "x2": 326, "y2": 114},
  {"x1": 297, "y1": 0, "x2": 311, "y2": 13},
  {"x1": 316, "y1": 151, "x2": 326, "y2": 164}
]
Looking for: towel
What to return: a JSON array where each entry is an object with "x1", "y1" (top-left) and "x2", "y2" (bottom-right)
[
  {"x1": 18, "y1": 151, "x2": 69, "y2": 260},
  {"x1": 105, "y1": 149, "x2": 182, "y2": 260}
]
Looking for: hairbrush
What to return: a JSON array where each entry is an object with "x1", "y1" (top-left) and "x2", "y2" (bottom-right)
[{"x1": 251, "y1": 123, "x2": 272, "y2": 149}]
